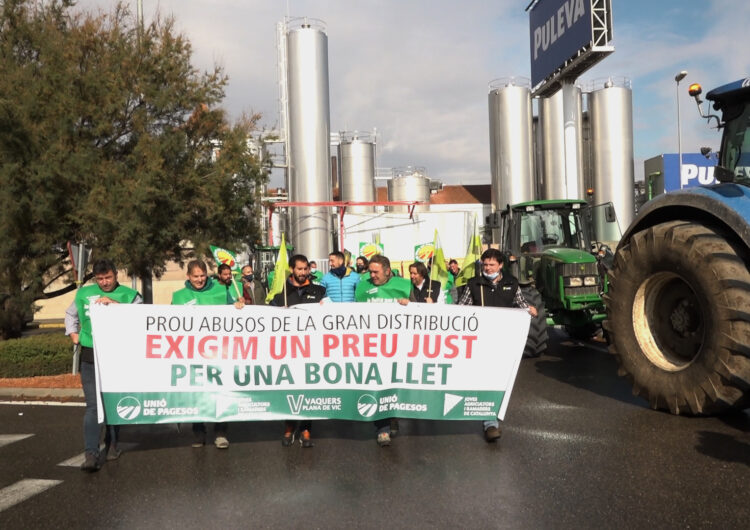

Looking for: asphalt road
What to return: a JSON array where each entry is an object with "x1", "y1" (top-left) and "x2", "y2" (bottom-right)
[{"x1": 1, "y1": 330, "x2": 748, "y2": 529}]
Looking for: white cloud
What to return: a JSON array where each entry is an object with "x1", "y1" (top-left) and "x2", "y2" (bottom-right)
[{"x1": 72, "y1": 0, "x2": 750, "y2": 188}]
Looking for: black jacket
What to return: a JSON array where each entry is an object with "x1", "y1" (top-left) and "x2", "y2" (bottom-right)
[
  {"x1": 410, "y1": 279, "x2": 441, "y2": 303},
  {"x1": 270, "y1": 279, "x2": 326, "y2": 306},
  {"x1": 465, "y1": 273, "x2": 519, "y2": 307}
]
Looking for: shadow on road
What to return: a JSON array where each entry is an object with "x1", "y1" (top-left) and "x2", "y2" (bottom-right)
[
  {"x1": 116, "y1": 417, "x2": 481, "y2": 454},
  {"x1": 530, "y1": 328, "x2": 645, "y2": 408},
  {"x1": 695, "y1": 430, "x2": 750, "y2": 466}
]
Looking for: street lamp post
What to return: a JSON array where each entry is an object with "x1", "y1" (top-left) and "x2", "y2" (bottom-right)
[{"x1": 675, "y1": 70, "x2": 688, "y2": 189}]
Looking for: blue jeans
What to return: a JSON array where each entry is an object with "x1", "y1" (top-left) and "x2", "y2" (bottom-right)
[
  {"x1": 81, "y1": 360, "x2": 117, "y2": 455},
  {"x1": 483, "y1": 420, "x2": 499, "y2": 430}
]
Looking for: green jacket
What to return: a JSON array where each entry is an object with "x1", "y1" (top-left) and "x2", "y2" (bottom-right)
[
  {"x1": 171, "y1": 277, "x2": 234, "y2": 306},
  {"x1": 74, "y1": 283, "x2": 140, "y2": 348},
  {"x1": 355, "y1": 275, "x2": 411, "y2": 302}
]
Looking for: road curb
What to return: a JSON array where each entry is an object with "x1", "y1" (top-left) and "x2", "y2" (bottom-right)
[{"x1": 0, "y1": 387, "x2": 84, "y2": 402}]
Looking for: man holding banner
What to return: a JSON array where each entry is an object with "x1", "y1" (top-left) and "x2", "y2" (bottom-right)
[
  {"x1": 171, "y1": 259, "x2": 243, "y2": 449},
  {"x1": 355, "y1": 254, "x2": 412, "y2": 446},
  {"x1": 65, "y1": 258, "x2": 142, "y2": 472},
  {"x1": 270, "y1": 254, "x2": 326, "y2": 448},
  {"x1": 408, "y1": 262, "x2": 441, "y2": 304},
  {"x1": 458, "y1": 248, "x2": 537, "y2": 443}
]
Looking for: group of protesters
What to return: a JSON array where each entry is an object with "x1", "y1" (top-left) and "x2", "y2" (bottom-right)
[{"x1": 65, "y1": 246, "x2": 536, "y2": 472}]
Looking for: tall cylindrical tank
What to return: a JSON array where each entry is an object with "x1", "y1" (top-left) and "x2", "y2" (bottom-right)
[
  {"x1": 488, "y1": 78, "x2": 535, "y2": 210},
  {"x1": 539, "y1": 85, "x2": 584, "y2": 199},
  {"x1": 286, "y1": 18, "x2": 332, "y2": 262},
  {"x1": 588, "y1": 77, "x2": 636, "y2": 242},
  {"x1": 338, "y1": 131, "x2": 376, "y2": 213},
  {"x1": 387, "y1": 167, "x2": 431, "y2": 213}
]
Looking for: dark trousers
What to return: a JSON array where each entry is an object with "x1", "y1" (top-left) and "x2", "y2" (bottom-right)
[
  {"x1": 284, "y1": 420, "x2": 312, "y2": 433},
  {"x1": 192, "y1": 422, "x2": 228, "y2": 436},
  {"x1": 80, "y1": 359, "x2": 117, "y2": 455}
]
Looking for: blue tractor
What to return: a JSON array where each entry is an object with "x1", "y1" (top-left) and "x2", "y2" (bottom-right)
[{"x1": 605, "y1": 79, "x2": 750, "y2": 415}]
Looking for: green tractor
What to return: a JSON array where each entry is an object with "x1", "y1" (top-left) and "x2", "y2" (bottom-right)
[{"x1": 495, "y1": 199, "x2": 620, "y2": 356}]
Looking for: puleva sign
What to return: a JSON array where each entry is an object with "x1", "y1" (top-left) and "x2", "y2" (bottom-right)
[
  {"x1": 90, "y1": 303, "x2": 530, "y2": 425},
  {"x1": 529, "y1": 0, "x2": 592, "y2": 87},
  {"x1": 662, "y1": 153, "x2": 718, "y2": 191}
]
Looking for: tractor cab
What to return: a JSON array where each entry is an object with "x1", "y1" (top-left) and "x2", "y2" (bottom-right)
[
  {"x1": 498, "y1": 199, "x2": 620, "y2": 336},
  {"x1": 500, "y1": 200, "x2": 593, "y2": 286}
]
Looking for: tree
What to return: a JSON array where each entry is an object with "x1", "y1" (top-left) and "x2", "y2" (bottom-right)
[{"x1": 0, "y1": 0, "x2": 267, "y2": 338}]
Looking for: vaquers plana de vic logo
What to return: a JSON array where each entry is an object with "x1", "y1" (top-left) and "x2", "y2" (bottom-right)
[{"x1": 116, "y1": 396, "x2": 142, "y2": 420}]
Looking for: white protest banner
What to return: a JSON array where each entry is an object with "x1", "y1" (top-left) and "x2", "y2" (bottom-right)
[{"x1": 90, "y1": 303, "x2": 530, "y2": 425}]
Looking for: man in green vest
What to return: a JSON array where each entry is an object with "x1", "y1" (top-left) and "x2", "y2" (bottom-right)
[
  {"x1": 172, "y1": 259, "x2": 244, "y2": 449},
  {"x1": 216, "y1": 263, "x2": 243, "y2": 303},
  {"x1": 354, "y1": 254, "x2": 411, "y2": 447},
  {"x1": 65, "y1": 259, "x2": 142, "y2": 472},
  {"x1": 309, "y1": 260, "x2": 324, "y2": 284}
]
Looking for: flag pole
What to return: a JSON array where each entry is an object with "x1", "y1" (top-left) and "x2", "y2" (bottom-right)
[
  {"x1": 283, "y1": 268, "x2": 288, "y2": 307},
  {"x1": 427, "y1": 232, "x2": 436, "y2": 299},
  {"x1": 231, "y1": 276, "x2": 243, "y2": 301}
]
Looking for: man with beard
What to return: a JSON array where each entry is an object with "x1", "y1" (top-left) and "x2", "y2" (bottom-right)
[
  {"x1": 270, "y1": 254, "x2": 326, "y2": 447},
  {"x1": 320, "y1": 251, "x2": 360, "y2": 302}
]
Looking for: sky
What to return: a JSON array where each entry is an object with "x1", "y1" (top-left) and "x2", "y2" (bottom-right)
[{"x1": 76, "y1": 1, "x2": 750, "y2": 187}]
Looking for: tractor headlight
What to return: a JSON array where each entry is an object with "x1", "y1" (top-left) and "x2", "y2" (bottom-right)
[
  {"x1": 564, "y1": 276, "x2": 583, "y2": 287},
  {"x1": 583, "y1": 276, "x2": 598, "y2": 286}
]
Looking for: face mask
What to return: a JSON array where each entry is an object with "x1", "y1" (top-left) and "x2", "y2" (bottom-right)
[
  {"x1": 243, "y1": 274, "x2": 254, "y2": 283},
  {"x1": 310, "y1": 268, "x2": 317, "y2": 274},
  {"x1": 356, "y1": 265, "x2": 366, "y2": 273},
  {"x1": 483, "y1": 271, "x2": 500, "y2": 280}
]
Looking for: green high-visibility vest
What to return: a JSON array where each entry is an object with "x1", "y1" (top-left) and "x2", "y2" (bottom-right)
[
  {"x1": 171, "y1": 279, "x2": 232, "y2": 306},
  {"x1": 74, "y1": 283, "x2": 139, "y2": 348},
  {"x1": 355, "y1": 276, "x2": 411, "y2": 302}
]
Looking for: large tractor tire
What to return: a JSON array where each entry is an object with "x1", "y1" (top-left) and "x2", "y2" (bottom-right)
[
  {"x1": 604, "y1": 220, "x2": 750, "y2": 415},
  {"x1": 522, "y1": 287, "x2": 548, "y2": 358}
]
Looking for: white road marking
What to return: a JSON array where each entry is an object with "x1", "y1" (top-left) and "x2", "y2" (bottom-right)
[
  {"x1": 0, "y1": 434, "x2": 33, "y2": 449},
  {"x1": 0, "y1": 479, "x2": 62, "y2": 513},
  {"x1": 57, "y1": 442, "x2": 139, "y2": 467}
]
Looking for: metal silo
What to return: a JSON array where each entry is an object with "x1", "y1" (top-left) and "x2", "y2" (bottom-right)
[
  {"x1": 286, "y1": 18, "x2": 332, "y2": 262},
  {"x1": 588, "y1": 77, "x2": 635, "y2": 242},
  {"x1": 338, "y1": 131, "x2": 376, "y2": 213},
  {"x1": 539, "y1": 86, "x2": 584, "y2": 199},
  {"x1": 387, "y1": 167, "x2": 431, "y2": 213},
  {"x1": 488, "y1": 78, "x2": 535, "y2": 210}
]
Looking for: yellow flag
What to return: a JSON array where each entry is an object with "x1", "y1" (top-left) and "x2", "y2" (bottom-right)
[
  {"x1": 455, "y1": 215, "x2": 482, "y2": 287},
  {"x1": 265, "y1": 233, "x2": 291, "y2": 304},
  {"x1": 429, "y1": 229, "x2": 453, "y2": 303}
]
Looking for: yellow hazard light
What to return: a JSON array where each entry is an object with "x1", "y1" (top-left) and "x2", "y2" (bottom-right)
[
  {"x1": 688, "y1": 83, "x2": 702, "y2": 97},
  {"x1": 586, "y1": 188, "x2": 594, "y2": 196}
]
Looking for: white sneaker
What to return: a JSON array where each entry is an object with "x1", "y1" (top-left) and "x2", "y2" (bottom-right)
[{"x1": 214, "y1": 435, "x2": 229, "y2": 449}]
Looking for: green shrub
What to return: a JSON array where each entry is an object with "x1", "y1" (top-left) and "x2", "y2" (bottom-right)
[{"x1": 0, "y1": 333, "x2": 73, "y2": 378}]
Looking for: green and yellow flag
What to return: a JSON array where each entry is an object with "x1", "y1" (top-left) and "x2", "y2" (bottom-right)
[
  {"x1": 265, "y1": 233, "x2": 291, "y2": 304},
  {"x1": 210, "y1": 245, "x2": 240, "y2": 271},
  {"x1": 455, "y1": 215, "x2": 482, "y2": 287}
]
